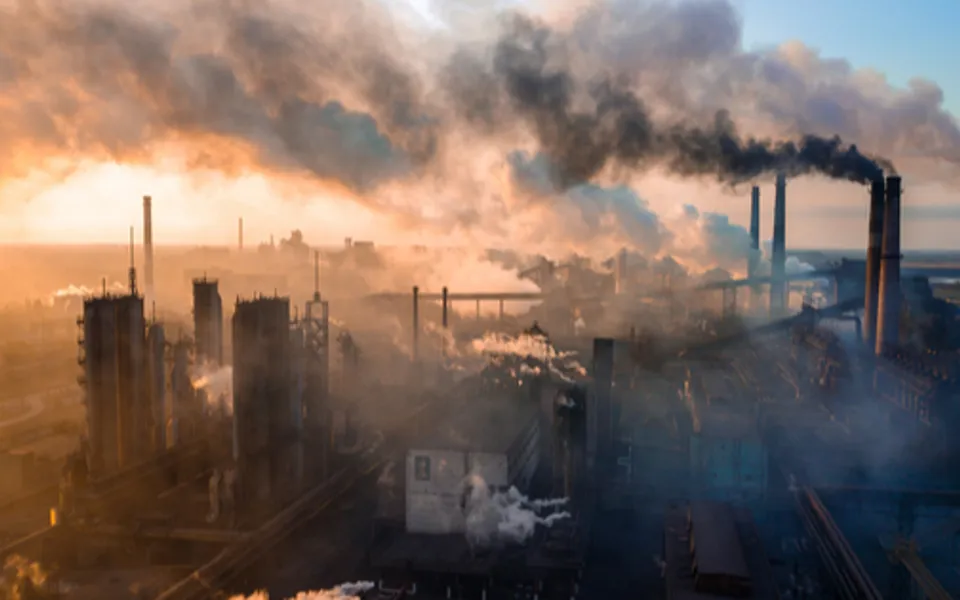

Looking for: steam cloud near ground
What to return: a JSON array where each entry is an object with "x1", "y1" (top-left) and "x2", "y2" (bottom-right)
[
  {"x1": 229, "y1": 581, "x2": 375, "y2": 600},
  {"x1": 3, "y1": 0, "x2": 959, "y2": 262},
  {"x1": 190, "y1": 363, "x2": 234, "y2": 416},
  {"x1": 462, "y1": 474, "x2": 571, "y2": 547}
]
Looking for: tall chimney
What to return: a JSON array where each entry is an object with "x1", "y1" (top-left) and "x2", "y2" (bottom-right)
[
  {"x1": 863, "y1": 179, "x2": 885, "y2": 347},
  {"x1": 875, "y1": 176, "x2": 902, "y2": 356},
  {"x1": 770, "y1": 174, "x2": 787, "y2": 317},
  {"x1": 748, "y1": 186, "x2": 761, "y2": 307},
  {"x1": 142, "y1": 196, "x2": 154, "y2": 303},
  {"x1": 238, "y1": 217, "x2": 244, "y2": 251}
]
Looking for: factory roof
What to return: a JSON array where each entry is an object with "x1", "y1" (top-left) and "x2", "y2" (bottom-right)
[
  {"x1": 410, "y1": 394, "x2": 539, "y2": 454},
  {"x1": 663, "y1": 501, "x2": 779, "y2": 600}
]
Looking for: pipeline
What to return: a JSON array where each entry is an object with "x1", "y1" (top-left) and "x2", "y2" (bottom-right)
[{"x1": 793, "y1": 485, "x2": 882, "y2": 600}]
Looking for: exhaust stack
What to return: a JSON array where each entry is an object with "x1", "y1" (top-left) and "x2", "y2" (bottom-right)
[
  {"x1": 748, "y1": 186, "x2": 760, "y2": 307},
  {"x1": 863, "y1": 179, "x2": 885, "y2": 347},
  {"x1": 875, "y1": 176, "x2": 902, "y2": 356},
  {"x1": 238, "y1": 217, "x2": 244, "y2": 251},
  {"x1": 770, "y1": 174, "x2": 787, "y2": 317},
  {"x1": 142, "y1": 196, "x2": 154, "y2": 304}
]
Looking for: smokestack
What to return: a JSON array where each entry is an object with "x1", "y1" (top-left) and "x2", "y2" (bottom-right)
[
  {"x1": 238, "y1": 217, "x2": 244, "y2": 251},
  {"x1": 412, "y1": 286, "x2": 420, "y2": 363},
  {"x1": 313, "y1": 250, "x2": 321, "y2": 301},
  {"x1": 128, "y1": 226, "x2": 137, "y2": 295},
  {"x1": 770, "y1": 174, "x2": 787, "y2": 317},
  {"x1": 142, "y1": 196, "x2": 154, "y2": 303},
  {"x1": 863, "y1": 179, "x2": 885, "y2": 348},
  {"x1": 876, "y1": 176, "x2": 902, "y2": 356},
  {"x1": 748, "y1": 186, "x2": 760, "y2": 308},
  {"x1": 614, "y1": 248, "x2": 628, "y2": 295}
]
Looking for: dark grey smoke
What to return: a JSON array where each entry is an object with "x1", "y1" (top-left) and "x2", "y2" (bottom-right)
[
  {"x1": 0, "y1": 1, "x2": 434, "y2": 192},
  {"x1": 453, "y1": 13, "x2": 891, "y2": 187}
]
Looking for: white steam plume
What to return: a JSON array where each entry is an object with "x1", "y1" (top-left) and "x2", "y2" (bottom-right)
[
  {"x1": 468, "y1": 331, "x2": 587, "y2": 382},
  {"x1": 190, "y1": 363, "x2": 234, "y2": 416},
  {"x1": 462, "y1": 474, "x2": 570, "y2": 548},
  {"x1": 229, "y1": 582, "x2": 376, "y2": 600}
]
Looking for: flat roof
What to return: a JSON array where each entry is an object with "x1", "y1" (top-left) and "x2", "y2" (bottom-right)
[
  {"x1": 664, "y1": 502, "x2": 779, "y2": 600},
  {"x1": 411, "y1": 395, "x2": 539, "y2": 454}
]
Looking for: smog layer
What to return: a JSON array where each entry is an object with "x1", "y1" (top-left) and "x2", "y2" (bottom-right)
[{"x1": 3, "y1": 0, "x2": 960, "y2": 254}]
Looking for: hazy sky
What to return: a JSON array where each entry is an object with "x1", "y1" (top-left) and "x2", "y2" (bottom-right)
[{"x1": 1, "y1": 0, "x2": 958, "y2": 251}]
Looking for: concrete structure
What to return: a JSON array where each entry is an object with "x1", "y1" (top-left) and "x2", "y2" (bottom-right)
[
  {"x1": 231, "y1": 296, "x2": 300, "y2": 507},
  {"x1": 404, "y1": 398, "x2": 540, "y2": 535},
  {"x1": 192, "y1": 278, "x2": 223, "y2": 366},
  {"x1": 143, "y1": 196, "x2": 155, "y2": 306},
  {"x1": 169, "y1": 338, "x2": 196, "y2": 446},
  {"x1": 863, "y1": 179, "x2": 885, "y2": 348},
  {"x1": 876, "y1": 176, "x2": 903, "y2": 355},
  {"x1": 80, "y1": 293, "x2": 148, "y2": 474},
  {"x1": 749, "y1": 185, "x2": 761, "y2": 308},
  {"x1": 770, "y1": 174, "x2": 787, "y2": 317}
]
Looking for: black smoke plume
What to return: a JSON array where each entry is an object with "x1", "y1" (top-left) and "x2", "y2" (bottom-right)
[{"x1": 450, "y1": 14, "x2": 892, "y2": 188}]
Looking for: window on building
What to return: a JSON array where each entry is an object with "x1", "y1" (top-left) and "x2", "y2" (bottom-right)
[{"x1": 414, "y1": 456, "x2": 431, "y2": 481}]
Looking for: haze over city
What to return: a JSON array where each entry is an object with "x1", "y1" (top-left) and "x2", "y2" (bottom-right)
[{"x1": 0, "y1": 0, "x2": 958, "y2": 252}]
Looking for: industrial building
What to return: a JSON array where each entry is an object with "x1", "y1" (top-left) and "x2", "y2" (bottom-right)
[
  {"x1": 8, "y1": 170, "x2": 960, "y2": 599},
  {"x1": 192, "y1": 277, "x2": 223, "y2": 366}
]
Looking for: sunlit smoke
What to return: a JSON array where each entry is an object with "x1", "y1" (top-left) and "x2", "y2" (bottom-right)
[
  {"x1": 190, "y1": 363, "x2": 234, "y2": 416},
  {"x1": 462, "y1": 474, "x2": 570, "y2": 547},
  {"x1": 229, "y1": 581, "x2": 376, "y2": 600},
  {"x1": 0, "y1": 555, "x2": 48, "y2": 599},
  {"x1": 468, "y1": 332, "x2": 587, "y2": 382},
  {"x1": 49, "y1": 281, "x2": 128, "y2": 303}
]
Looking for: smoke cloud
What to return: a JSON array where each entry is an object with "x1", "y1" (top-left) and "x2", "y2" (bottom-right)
[
  {"x1": 452, "y1": 13, "x2": 890, "y2": 186},
  {"x1": 462, "y1": 474, "x2": 570, "y2": 547},
  {"x1": 190, "y1": 363, "x2": 233, "y2": 415},
  {"x1": 229, "y1": 581, "x2": 376, "y2": 600},
  {"x1": 4, "y1": 0, "x2": 960, "y2": 258}
]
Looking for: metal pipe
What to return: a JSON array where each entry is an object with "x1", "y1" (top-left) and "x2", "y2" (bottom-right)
[
  {"x1": 441, "y1": 287, "x2": 448, "y2": 328},
  {"x1": 412, "y1": 286, "x2": 419, "y2": 362},
  {"x1": 771, "y1": 174, "x2": 787, "y2": 317},
  {"x1": 876, "y1": 176, "x2": 902, "y2": 356},
  {"x1": 749, "y1": 186, "x2": 760, "y2": 308},
  {"x1": 863, "y1": 179, "x2": 885, "y2": 348},
  {"x1": 142, "y1": 196, "x2": 154, "y2": 303},
  {"x1": 441, "y1": 287, "x2": 448, "y2": 361},
  {"x1": 313, "y1": 250, "x2": 321, "y2": 300}
]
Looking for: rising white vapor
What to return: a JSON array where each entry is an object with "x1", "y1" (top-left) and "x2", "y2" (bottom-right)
[
  {"x1": 462, "y1": 474, "x2": 570, "y2": 547},
  {"x1": 229, "y1": 581, "x2": 376, "y2": 600},
  {"x1": 190, "y1": 363, "x2": 234, "y2": 416}
]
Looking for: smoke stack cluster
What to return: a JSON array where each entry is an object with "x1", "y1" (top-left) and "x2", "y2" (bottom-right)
[
  {"x1": 142, "y1": 195, "x2": 154, "y2": 305},
  {"x1": 748, "y1": 186, "x2": 760, "y2": 307},
  {"x1": 863, "y1": 179, "x2": 885, "y2": 347},
  {"x1": 770, "y1": 174, "x2": 787, "y2": 317},
  {"x1": 875, "y1": 176, "x2": 902, "y2": 355}
]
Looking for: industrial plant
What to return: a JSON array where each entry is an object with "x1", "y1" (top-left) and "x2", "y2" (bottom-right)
[{"x1": 2, "y1": 174, "x2": 960, "y2": 600}]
